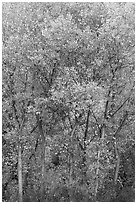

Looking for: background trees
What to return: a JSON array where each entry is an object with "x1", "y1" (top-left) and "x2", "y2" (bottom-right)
[{"x1": 2, "y1": 2, "x2": 135, "y2": 202}]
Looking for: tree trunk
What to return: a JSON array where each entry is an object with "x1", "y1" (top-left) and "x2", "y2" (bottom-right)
[
  {"x1": 113, "y1": 113, "x2": 128, "y2": 184},
  {"x1": 114, "y1": 140, "x2": 120, "y2": 184},
  {"x1": 69, "y1": 155, "x2": 73, "y2": 202},
  {"x1": 94, "y1": 124, "x2": 105, "y2": 199},
  {"x1": 68, "y1": 124, "x2": 77, "y2": 202},
  {"x1": 17, "y1": 119, "x2": 25, "y2": 202},
  {"x1": 94, "y1": 149, "x2": 101, "y2": 198},
  {"x1": 81, "y1": 109, "x2": 90, "y2": 184},
  {"x1": 36, "y1": 113, "x2": 45, "y2": 200},
  {"x1": 18, "y1": 142, "x2": 23, "y2": 202},
  {"x1": 80, "y1": 151, "x2": 87, "y2": 185}
]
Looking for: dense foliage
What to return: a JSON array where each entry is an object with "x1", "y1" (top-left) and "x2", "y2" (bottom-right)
[{"x1": 2, "y1": 2, "x2": 135, "y2": 202}]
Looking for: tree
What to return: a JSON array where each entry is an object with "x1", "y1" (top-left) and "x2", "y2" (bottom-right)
[{"x1": 2, "y1": 2, "x2": 134, "y2": 202}]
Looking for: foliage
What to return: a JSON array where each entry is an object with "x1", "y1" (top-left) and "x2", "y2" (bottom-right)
[{"x1": 2, "y1": 2, "x2": 135, "y2": 202}]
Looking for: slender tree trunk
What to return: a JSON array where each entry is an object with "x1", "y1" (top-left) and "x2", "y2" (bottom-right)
[
  {"x1": 17, "y1": 119, "x2": 25, "y2": 202},
  {"x1": 18, "y1": 142, "x2": 23, "y2": 202},
  {"x1": 81, "y1": 109, "x2": 90, "y2": 184},
  {"x1": 114, "y1": 139, "x2": 120, "y2": 184},
  {"x1": 69, "y1": 155, "x2": 73, "y2": 202},
  {"x1": 11, "y1": 94, "x2": 26, "y2": 202},
  {"x1": 36, "y1": 113, "x2": 45, "y2": 200},
  {"x1": 81, "y1": 151, "x2": 87, "y2": 184},
  {"x1": 41, "y1": 146, "x2": 46, "y2": 199},
  {"x1": 95, "y1": 149, "x2": 101, "y2": 198},
  {"x1": 68, "y1": 124, "x2": 77, "y2": 202},
  {"x1": 94, "y1": 124, "x2": 105, "y2": 199},
  {"x1": 113, "y1": 113, "x2": 128, "y2": 184}
]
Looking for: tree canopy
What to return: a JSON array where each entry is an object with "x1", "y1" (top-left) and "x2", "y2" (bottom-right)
[{"x1": 2, "y1": 2, "x2": 135, "y2": 202}]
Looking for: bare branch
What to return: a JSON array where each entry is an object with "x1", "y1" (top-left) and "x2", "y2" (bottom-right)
[
  {"x1": 114, "y1": 112, "x2": 128, "y2": 138},
  {"x1": 30, "y1": 124, "x2": 38, "y2": 134},
  {"x1": 110, "y1": 85, "x2": 134, "y2": 118},
  {"x1": 86, "y1": 134, "x2": 97, "y2": 145},
  {"x1": 110, "y1": 97, "x2": 130, "y2": 118},
  {"x1": 76, "y1": 135, "x2": 84, "y2": 151}
]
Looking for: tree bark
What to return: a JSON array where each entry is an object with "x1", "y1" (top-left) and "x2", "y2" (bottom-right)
[
  {"x1": 68, "y1": 124, "x2": 77, "y2": 201},
  {"x1": 94, "y1": 124, "x2": 105, "y2": 199},
  {"x1": 81, "y1": 109, "x2": 90, "y2": 184},
  {"x1": 95, "y1": 149, "x2": 101, "y2": 198},
  {"x1": 18, "y1": 142, "x2": 23, "y2": 202},
  {"x1": 113, "y1": 112, "x2": 128, "y2": 184},
  {"x1": 114, "y1": 139, "x2": 120, "y2": 184},
  {"x1": 35, "y1": 113, "x2": 45, "y2": 200},
  {"x1": 17, "y1": 118, "x2": 25, "y2": 202}
]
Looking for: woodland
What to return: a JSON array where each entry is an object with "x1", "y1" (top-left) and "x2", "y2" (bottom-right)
[{"x1": 2, "y1": 2, "x2": 135, "y2": 202}]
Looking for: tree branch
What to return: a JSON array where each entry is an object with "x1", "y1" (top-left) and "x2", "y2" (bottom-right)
[
  {"x1": 30, "y1": 124, "x2": 38, "y2": 134},
  {"x1": 83, "y1": 109, "x2": 90, "y2": 149},
  {"x1": 110, "y1": 97, "x2": 130, "y2": 118},
  {"x1": 12, "y1": 100, "x2": 20, "y2": 128},
  {"x1": 76, "y1": 135, "x2": 85, "y2": 151},
  {"x1": 110, "y1": 85, "x2": 134, "y2": 118},
  {"x1": 86, "y1": 134, "x2": 97, "y2": 145},
  {"x1": 114, "y1": 111, "x2": 128, "y2": 138}
]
